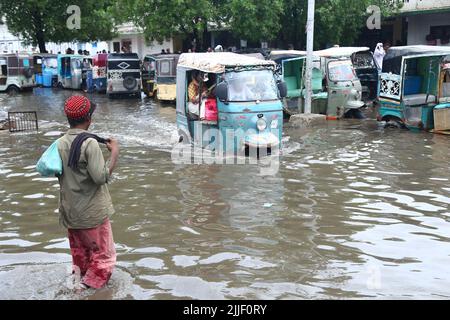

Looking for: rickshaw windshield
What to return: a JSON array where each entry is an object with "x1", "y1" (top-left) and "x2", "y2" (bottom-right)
[
  {"x1": 353, "y1": 52, "x2": 376, "y2": 69},
  {"x1": 71, "y1": 59, "x2": 82, "y2": 70},
  {"x1": 328, "y1": 60, "x2": 358, "y2": 82},
  {"x1": 225, "y1": 69, "x2": 278, "y2": 102},
  {"x1": 44, "y1": 58, "x2": 57, "y2": 69}
]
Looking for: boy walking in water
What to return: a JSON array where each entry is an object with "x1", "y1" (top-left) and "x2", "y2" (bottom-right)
[{"x1": 58, "y1": 95, "x2": 119, "y2": 290}]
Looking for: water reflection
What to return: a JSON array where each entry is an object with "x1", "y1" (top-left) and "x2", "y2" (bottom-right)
[{"x1": 0, "y1": 89, "x2": 450, "y2": 299}]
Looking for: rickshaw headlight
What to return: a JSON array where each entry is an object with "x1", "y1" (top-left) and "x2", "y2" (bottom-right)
[{"x1": 257, "y1": 118, "x2": 267, "y2": 131}]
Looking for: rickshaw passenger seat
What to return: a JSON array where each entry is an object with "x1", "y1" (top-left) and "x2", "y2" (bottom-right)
[
  {"x1": 285, "y1": 76, "x2": 301, "y2": 97},
  {"x1": 403, "y1": 94, "x2": 436, "y2": 106},
  {"x1": 404, "y1": 76, "x2": 422, "y2": 95}
]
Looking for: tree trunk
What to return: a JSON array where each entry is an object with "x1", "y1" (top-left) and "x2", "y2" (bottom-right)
[
  {"x1": 36, "y1": 31, "x2": 47, "y2": 53},
  {"x1": 31, "y1": 10, "x2": 46, "y2": 53}
]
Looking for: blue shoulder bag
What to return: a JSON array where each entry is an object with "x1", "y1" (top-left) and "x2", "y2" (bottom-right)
[{"x1": 36, "y1": 139, "x2": 63, "y2": 177}]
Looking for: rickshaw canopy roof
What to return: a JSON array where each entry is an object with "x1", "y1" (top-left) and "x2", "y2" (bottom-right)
[
  {"x1": 145, "y1": 53, "x2": 180, "y2": 60},
  {"x1": 269, "y1": 50, "x2": 306, "y2": 59},
  {"x1": 177, "y1": 52, "x2": 275, "y2": 73},
  {"x1": 315, "y1": 47, "x2": 370, "y2": 58},
  {"x1": 384, "y1": 45, "x2": 450, "y2": 60},
  {"x1": 0, "y1": 53, "x2": 33, "y2": 58},
  {"x1": 383, "y1": 46, "x2": 450, "y2": 74},
  {"x1": 33, "y1": 53, "x2": 57, "y2": 58},
  {"x1": 57, "y1": 54, "x2": 86, "y2": 59},
  {"x1": 107, "y1": 53, "x2": 139, "y2": 61}
]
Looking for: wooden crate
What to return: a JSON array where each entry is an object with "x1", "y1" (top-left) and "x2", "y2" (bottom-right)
[{"x1": 434, "y1": 107, "x2": 450, "y2": 131}]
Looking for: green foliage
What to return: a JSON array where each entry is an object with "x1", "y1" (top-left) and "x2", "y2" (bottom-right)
[
  {"x1": 225, "y1": 0, "x2": 284, "y2": 42},
  {"x1": 0, "y1": 0, "x2": 118, "y2": 52},
  {"x1": 315, "y1": 0, "x2": 403, "y2": 48},
  {"x1": 117, "y1": 0, "x2": 283, "y2": 45},
  {"x1": 0, "y1": 0, "x2": 404, "y2": 52},
  {"x1": 114, "y1": 0, "x2": 215, "y2": 43},
  {"x1": 119, "y1": 0, "x2": 402, "y2": 49}
]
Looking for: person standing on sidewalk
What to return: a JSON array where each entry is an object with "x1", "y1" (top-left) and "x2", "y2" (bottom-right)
[{"x1": 57, "y1": 95, "x2": 119, "y2": 290}]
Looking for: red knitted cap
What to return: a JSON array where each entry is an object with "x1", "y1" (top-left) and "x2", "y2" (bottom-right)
[{"x1": 64, "y1": 95, "x2": 92, "y2": 120}]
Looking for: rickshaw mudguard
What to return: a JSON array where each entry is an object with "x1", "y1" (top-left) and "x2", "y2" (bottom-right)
[
  {"x1": 244, "y1": 131, "x2": 280, "y2": 148},
  {"x1": 378, "y1": 108, "x2": 404, "y2": 122}
]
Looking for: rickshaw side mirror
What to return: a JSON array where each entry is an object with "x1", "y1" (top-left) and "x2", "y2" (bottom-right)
[
  {"x1": 215, "y1": 81, "x2": 228, "y2": 102},
  {"x1": 278, "y1": 81, "x2": 287, "y2": 98}
]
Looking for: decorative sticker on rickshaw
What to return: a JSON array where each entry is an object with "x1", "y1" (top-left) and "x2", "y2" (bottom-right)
[
  {"x1": 109, "y1": 70, "x2": 123, "y2": 80},
  {"x1": 93, "y1": 66, "x2": 107, "y2": 79}
]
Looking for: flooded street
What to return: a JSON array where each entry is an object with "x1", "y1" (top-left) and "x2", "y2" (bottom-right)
[{"x1": 1, "y1": 88, "x2": 450, "y2": 299}]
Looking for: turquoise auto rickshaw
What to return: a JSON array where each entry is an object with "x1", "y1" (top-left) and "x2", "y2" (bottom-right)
[
  {"x1": 175, "y1": 52, "x2": 287, "y2": 155},
  {"x1": 33, "y1": 54, "x2": 58, "y2": 87},
  {"x1": 57, "y1": 54, "x2": 92, "y2": 90},
  {"x1": 377, "y1": 46, "x2": 450, "y2": 130}
]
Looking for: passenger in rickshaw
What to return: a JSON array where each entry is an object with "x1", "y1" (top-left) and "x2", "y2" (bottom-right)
[{"x1": 188, "y1": 71, "x2": 217, "y2": 121}]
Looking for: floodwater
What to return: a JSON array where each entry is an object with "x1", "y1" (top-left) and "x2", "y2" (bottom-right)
[{"x1": 1, "y1": 88, "x2": 450, "y2": 300}]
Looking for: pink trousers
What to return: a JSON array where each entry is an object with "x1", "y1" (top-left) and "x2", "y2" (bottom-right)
[{"x1": 68, "y1": 218, "x2": 116, "y2": 289}]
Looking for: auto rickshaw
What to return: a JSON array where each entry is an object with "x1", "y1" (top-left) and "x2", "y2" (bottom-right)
[
  {"x1": 107, "y1": 53, "x2": 141, "y2": 98},
  {"x1": 176, "y1": 52, "x2": 287, "y2": 154},
  {"x1": 57, "y1": 54, "x2": 92, "y2": 90},
  {"x1": 269, "y1": 50, "x2": 364, "y2": 119},
  {"x1": 33, "y1": 54, "x2": 58, "y2": 87},
  {"x1": 141, "y1": 53, "x2": 179, "y2": 101},
  {"x1": 0, "y1": 53, "x2": 35, "y2": 95},
  {"x1": 316, "y1": 47, "x2": 378, "y2": 102},
  {"x1": 92, "y1": 53, "x2": 107, "y2": 93},
  {"x1": 377, "y1": 46, "x2": 450, "y2": 131}
]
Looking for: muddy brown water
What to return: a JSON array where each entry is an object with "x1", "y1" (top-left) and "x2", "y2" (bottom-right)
[{"x1": 0, "y1": 88, "x2": 449, "y2": 299}]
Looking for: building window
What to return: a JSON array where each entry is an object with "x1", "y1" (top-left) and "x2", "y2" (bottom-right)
[
  {"x1": 121, "y1": 39, "x2": 132, "y2": 53},
  {"x1": 113, "y1": 42, "x2": 120, "y2": 53},
  {"x1": 430, "y1": 25, "x2": 450, "y2": 45}
]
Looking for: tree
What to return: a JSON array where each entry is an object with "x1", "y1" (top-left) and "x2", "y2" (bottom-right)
[
  {"x1": 277, "y1": 0, "x2": 403, "y2": 50},
  {"x1": 277, "y1": 0, "x2": 307, "y2": 49},
  {"x1": 225, "y1": 0, "x2": 283, "y2": 43},
  {"x1": 114, "y1": 0, "x2": 216, "y2": 51},
  {"x1": 0, "y1": 0, "x2": 119, "y2": 53},
  {"x1": 118, "y1": 0, "x2": 283, "y2": 51}
]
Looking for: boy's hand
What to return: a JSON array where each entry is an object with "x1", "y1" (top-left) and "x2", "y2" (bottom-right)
[{"x1": 106, "y1": 138, "x2": 119, "y2": 153}]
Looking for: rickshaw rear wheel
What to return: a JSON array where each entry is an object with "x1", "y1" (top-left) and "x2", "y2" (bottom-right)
[{"x1": 385, "y1": 120, "x2": 403, "y2": 129}]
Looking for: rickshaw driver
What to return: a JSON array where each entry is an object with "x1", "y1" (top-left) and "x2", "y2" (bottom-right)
[{"x1": 229, "y1": 77, "x2": 253, "y2": 101}]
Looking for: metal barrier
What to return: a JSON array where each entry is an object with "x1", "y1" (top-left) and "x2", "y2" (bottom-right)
[{"x1": 7, "y1": 111, "x2": 38, "y2": 133}]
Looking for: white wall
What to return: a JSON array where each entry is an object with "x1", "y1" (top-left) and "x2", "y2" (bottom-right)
[
  {"x1": 401, "y1": 0, "x2": 450, "y2": 12},
  {"x1": 107, "y1": 34, "x2": 173, "y2": 58},
  {"x1": 407, "y1": 12, "x2": 450, "y2": 45}
]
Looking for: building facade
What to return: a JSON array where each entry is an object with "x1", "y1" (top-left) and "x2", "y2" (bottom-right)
[
  {"x1": 106, "y1": 23, "x2": 178, "y2": 58},
  {"x1": 401, "y1": 0, "x2": 450, "y2": 45}
]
